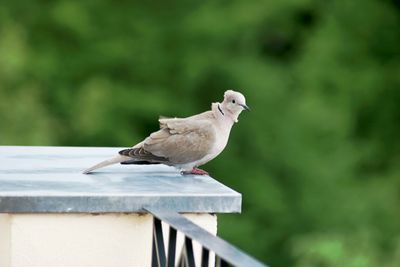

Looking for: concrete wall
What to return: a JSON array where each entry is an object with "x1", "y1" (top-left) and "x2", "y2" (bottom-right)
[
  {"x1": 0, "y1": 214, "x2": 11, "y2": 267},
  {"x1": 0, "y1": 213, "x2": 217, "y2": 267}
]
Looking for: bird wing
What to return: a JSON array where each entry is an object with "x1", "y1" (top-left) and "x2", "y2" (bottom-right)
[
  {"x1": 119, "y1": 146, "x2": 169, "y2": 163},
  {"x1": 142, "y1": 117, "x2": 216, "y2": 164}
]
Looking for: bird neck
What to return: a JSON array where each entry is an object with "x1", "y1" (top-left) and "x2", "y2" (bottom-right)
[{"x1": 212, "y1": 102, "x2": 237, "y2": 125}]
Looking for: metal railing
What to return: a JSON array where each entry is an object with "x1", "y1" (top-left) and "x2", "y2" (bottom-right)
[{"x1": 146, "y1": 207, "x2": 268, "y2": 267}]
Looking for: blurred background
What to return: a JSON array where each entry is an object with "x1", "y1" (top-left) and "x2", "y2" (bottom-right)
[{"x1": 1, "y1": 0, "x2": 400, "y2": 266}]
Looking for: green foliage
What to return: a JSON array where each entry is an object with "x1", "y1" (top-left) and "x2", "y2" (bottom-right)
[{"x1": 1, "y1": 0, "x2": 399, "y2": 266}]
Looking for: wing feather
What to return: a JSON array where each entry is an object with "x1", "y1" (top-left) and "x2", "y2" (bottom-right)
[
  {"x1": 119, "y1": 115, "x2": 216, "y2": 165},
  {"x1": 144, "y1": 117, "x2": 216, "y2": 164}
]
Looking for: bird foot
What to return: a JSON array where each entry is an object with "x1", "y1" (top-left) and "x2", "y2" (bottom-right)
[{"x1": 181, "y1": 168, "x2": 209, "y2": 175}]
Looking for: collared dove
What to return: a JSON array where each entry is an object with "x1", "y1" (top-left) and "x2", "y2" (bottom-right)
[{"x1": 83, "y1": 90, "x2": 249, "y2": 175}]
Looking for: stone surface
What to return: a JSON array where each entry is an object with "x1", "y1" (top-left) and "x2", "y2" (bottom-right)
[{"x1": 0, "y1": 146, "x2": 241, "y2": 213}]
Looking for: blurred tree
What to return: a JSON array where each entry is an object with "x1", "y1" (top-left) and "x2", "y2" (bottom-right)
[{"x1": 0, "y1": 0, "x2": 399, "y2": 266}]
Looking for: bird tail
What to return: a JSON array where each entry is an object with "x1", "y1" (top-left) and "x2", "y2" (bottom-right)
[{"x1": 82, "y1": 155, "x2": 130, "y2": 174}]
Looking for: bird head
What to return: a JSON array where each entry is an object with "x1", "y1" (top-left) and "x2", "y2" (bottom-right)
[{"x1": 221, "y1": 90, "x2": 250, "y2": 122}]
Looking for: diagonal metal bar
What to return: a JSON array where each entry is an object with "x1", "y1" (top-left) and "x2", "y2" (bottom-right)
[
  {"x1": 167, "y1": 226, "x2": 177, "y2": 267},
  {"x1": 152, "y1": 217, "x2": 166, "y2": 267},
  {"x1": 201, "y1": 247, "x2": 210, "y2": 267},
  {"x1": 145, "y1": 207, "x2": 267, "y2": 267}
]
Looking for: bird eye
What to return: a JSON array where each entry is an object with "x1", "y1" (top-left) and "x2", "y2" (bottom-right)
[{"x1": 232, "y1": 99, "x2": 236, "y2": 104}]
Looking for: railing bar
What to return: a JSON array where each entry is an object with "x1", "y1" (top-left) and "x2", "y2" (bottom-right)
[
  {"x1": 221, "y1": 258, "x2": 229, "y2": 267},
  {"x1": 201, "y1": 247, "x2": 210, "y2": 267},
  {"x1": 154, "y1": 217, "x2": 166, "y2": 267},
  {"x1": 215, "y1": 255, "x2": 221, "y2": 267},
  {"x1": 185, "y1": 236, "x2": 196, "y2": 267},
  {"x1": 167, "y1": 226, "x2": 177, "y2": 267},
  {"x1": 145, "y1": 207, "x2": 267, "y2": 267},
  {"x1": 151, "y1": 238, "x2": 158, "y2": 267},
  {"x1": 177, "y1": 250, "x2": 183, "y2": 267},
  {"x1": 178, "y1": 243, "x2": 187, "y2": 267}
]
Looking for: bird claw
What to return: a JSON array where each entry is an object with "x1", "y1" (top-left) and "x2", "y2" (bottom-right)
[{"x1": 181, "y1": 168, "x2": 209, "y2": 175}]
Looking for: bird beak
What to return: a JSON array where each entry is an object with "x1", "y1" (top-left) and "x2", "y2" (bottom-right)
[{"x1": 240, "y1": 104, "x2": 250, "y2": 111}]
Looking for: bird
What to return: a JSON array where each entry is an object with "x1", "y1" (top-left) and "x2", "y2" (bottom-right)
[{"x1": 82, "y1": 90, "x2": 250, "y2": 175}]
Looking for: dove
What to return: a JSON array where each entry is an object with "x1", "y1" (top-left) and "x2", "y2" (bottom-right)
[{"x1": 83, "y1": 90, "x2": 249, "y2": 175}]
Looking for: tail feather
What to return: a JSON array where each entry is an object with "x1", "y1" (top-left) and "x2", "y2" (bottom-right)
[{"x1": 82, "y1": 155, "x2": 130, "y2": 174}]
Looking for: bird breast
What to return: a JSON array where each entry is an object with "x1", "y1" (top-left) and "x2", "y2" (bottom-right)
[{"x1": 196, "y1": 121, "x2": 232, "y2": 166}]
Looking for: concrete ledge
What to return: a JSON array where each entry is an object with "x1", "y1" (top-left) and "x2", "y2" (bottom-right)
[{"x1": 0, "y1": 146, "x2": 241, "y2": 213}]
